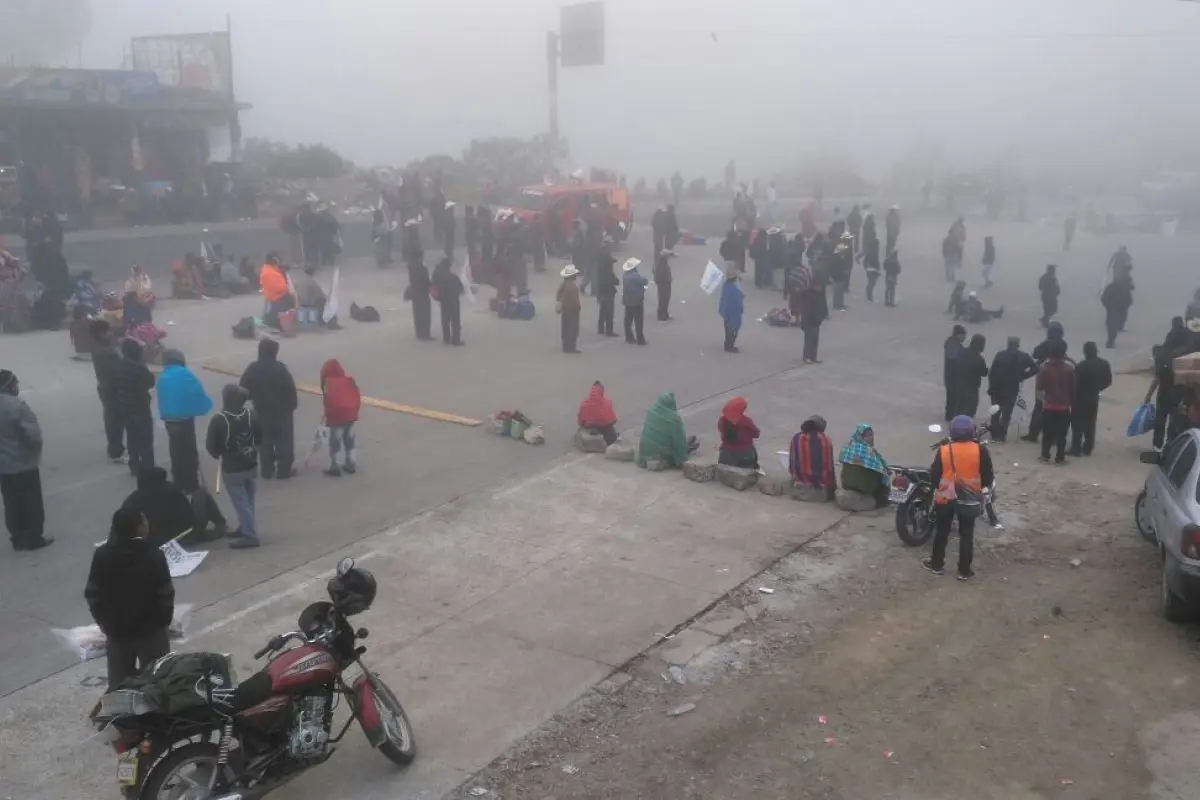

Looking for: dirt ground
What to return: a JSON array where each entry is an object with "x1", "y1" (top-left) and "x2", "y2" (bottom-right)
[{"x1": 448, "y1": 456, "x2": 1200, "y2": 800}]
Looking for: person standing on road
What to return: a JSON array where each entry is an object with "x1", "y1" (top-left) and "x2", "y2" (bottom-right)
[
  {"x1": 556, "y1": 264, "x2": 583, "y2": 354},
  {"x1": 651, "y1": 206, "x2": 667, "y2": 256},
  {"x1": 1038, "y1": 264, "x2": 1060, "y2": 328},
  {"x1": 987, "y1": 336, "x2": 1038, "y2": 443},
  {"x1": 85, "y1": 507, "x2": 173, "y2": 690},
  {"x1": 942, "y1": 231, "x2": 959, "y2": 283},
  {"x1": 654, "y1": 249, "x2": 676, "y2": 322},
  {"x1": 117, "y1": 338, "x2": 157, "y2": 476},
  {"x1": 621, "y1": 258, "x2": 649, "y2": 345},
  {"x1": 478, "y1": 207, "x2": 495, "y2": 275},
  {"x1": 799, "y1": 262, "x2": 828, "y2": 364},
  {"x1": 464, "y1": 205, "x2": 480, "y2": 266},
  {"x1": 846, "y1": 205, "x2": 863, "y2": 254},
  {"x1": 442, "y1": 201, "x2": 457, "y2": 259},
  {"x1": 406, "y1": 252, "x2": 434, "y2": 341},
  {"x1": 830, "y1": 233, "x2": 853, "y2": 311},
  {"x1": 1069, "y1": 342, "x2": 1112, "y2": 457},
  {"x1": 863, "y1": 235, "x2": 882, "y2": 302},
  {"x1": 923, "y1": 415, "x2": 994, "y2": 581},
  {"x1": 90, "y1": 321, "x2": 126, "y2": 464},
  {"x1": 719, "y1": 267, "x2": 745, "y2": 353},
  {"x1": 956, "y1": 334, "x2": 989, "y2": 419},
  {"x1": 885, "y1": 205, "x2": 901, "y2": 254},
  {"x1": 943, "y1": 325, "x2": 968, "y2": 422},
  {"x1": 157, "y1": 349, "x2": 212, "y2": 493},
  {"x1": 1036, "y1": 339, "x2": 1076, "y2": 465},
  {"x1": 882, "y1": 249, "x2": 901, "y2": 307},
  {"x1": 595, "y1": 250, "x2": 619, "y2": 337},
  {"x1": 981, "y1": 236, "x2": 996, "y2": 289},
  {"x1": 206, "y1": 385, "x2": 263, "y2": 548},
  {"x1": 319, "y1": 359, "x2": 362, "y2": 476},
  {"x1": 1101, "y1": 267, "x2": 1134, "y2": 349},
  {"x1": 663, "y1": 205, "x2": 681, "y2": 251},
  {"x1": 432, "y1": 257, "x2": 465, "y2": 346},
  {"x1": 1063, "y1": 214, "x2": 1077, "y2": 252},
  {"x1": 1021, "y1": 321, "x2": 1070, "y2": 443},
  {"x1": 0, "y1": 370, "x2": 52, "y2": 551},
  {"x1": 239, "y1": 339, "x2": 297, "y2": 480}
]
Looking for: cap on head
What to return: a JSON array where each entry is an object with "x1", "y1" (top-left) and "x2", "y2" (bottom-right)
[{"x1": 950, "y1": 415, "x2": 975, "y2": 441}]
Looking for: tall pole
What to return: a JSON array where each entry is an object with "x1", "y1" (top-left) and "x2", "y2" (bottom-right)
[
  {"x1": 546, "y1": 31, "x2": 560, "y2": 155},
  {"x1": 226, "y1": 13, "x2": 241, "y2": 161}
]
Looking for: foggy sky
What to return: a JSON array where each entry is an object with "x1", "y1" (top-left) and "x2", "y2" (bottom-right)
[{"x1": 71, "y1": 0, "x2": 1200, "y2": 183}]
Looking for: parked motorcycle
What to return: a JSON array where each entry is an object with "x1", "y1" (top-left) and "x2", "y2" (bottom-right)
[
  {"x1": 892, "y1": 414, "x2": 1001, "y2": 546},
  {"x1": 94, "y1": 557, "x2": 416, "y2": 799}
]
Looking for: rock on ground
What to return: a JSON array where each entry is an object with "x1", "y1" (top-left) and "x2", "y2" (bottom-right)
[
  {"x1": 683, "y1": 461, "x2": 716, "y2": 483},
  {"x1": 791, "y1": 483, "x2": 832, "y2": 503},
  {"x1": 716, "y1": 464, "x2": 758, "y2": 491},
  {"x1": 575, "y1": 428, "x2": 608, "y2": 454},
  {"x1": 834, "y1": 489, "x2": 879, "y2": 512},
  {"x1": 605, "y1": 442, "x2": 635, "y2": 461}
]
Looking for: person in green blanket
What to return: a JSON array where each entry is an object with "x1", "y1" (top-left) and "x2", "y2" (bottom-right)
[
  {"x1": 838, "y1": 423, "x2": 891, "y2": 507},
  {"x1": 636, "y1": 392, "x2": 699, "y2": 468}
]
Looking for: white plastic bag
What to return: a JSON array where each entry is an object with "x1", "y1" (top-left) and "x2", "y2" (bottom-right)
[
  {"x1": 700, "y1": 260, "x2": 725, "y2": 295},
  {"x1": 53, "y1": 604, "x2": 194, "y2": 663}
]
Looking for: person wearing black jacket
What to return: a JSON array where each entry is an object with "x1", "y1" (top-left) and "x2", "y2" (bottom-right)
[
  {"x1": 885, "y1": 205, "x2": 901, "y2": 253},
  {"x1": 766, "y1": 228, "x2": 787, "y2": 290},
  {"x1": 943, "y1": 325, "x2": 967, "y2": 421},
  {"x1": 90, "y1": 321, "x2": 125, "y2": 463},
  {"x1": 406, "y1": 253, "x2": 434, "y2": 341},
  {"x1": 923, "y1": 416, "x2": 995, "y2": 581},
  {"x1": 653, "y1": 250, "x2": 676, "y2": 321},
  {"x1": 988, "y1": 336, "x2": 1038, "y2": 442},
  {"x1": 1070, "y1": 342, "x2": 1112, "y2": 456},
  {"x1": 85, "y1": 507, "x2": 174, "y2": 689},
  {"x1": 882, "y1": 249, "x2": 901, "y2": 307},
  {"x1": 651, "y1": 207, "x2": 667, "y2": 256},
  {"x1": 442, "y1": 201, "x2": 457, "y2": 259},
  {"x1": 1038, "y1": 264, "x2": 1060, "y2": 328},
  {"x1": 464, "y1": 205, "x2": 480, "y2": 264},
  {"x1": 122, "y1": 466, "x2": 227, "y2": 546},
  {"x1": 432, "y1": 257, "x2": 465, "y2": 346},
  {"x1": 748, "y1": 228, "x2": 769, "y2": 288},
  {"x1": 239, "y1": 339, "x2": 297, "y2": 480},
  {"x1": 206, "y1": 384, "x2": 263, "y2": 547},
  {"x1": 956, "y1": 334, "x2": 990, "y2": 418},
  {"x1": 1101, "y1": 272, "x2": 1135, "y2": 349},
  {"x1": 595, "y1": 250, "x2": 619, "y2": 336},
  {"x1": 116, "y1": 338, "x2": 157, "y2": 475},
  {"x1": 663, "y1": 205, "x2": 681, "y2": 251}
]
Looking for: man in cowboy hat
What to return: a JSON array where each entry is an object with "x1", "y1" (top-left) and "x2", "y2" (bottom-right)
[
  {"x1": 556, "y1": 264, "x2": 583, "y2": 354},
  {"x1": 0, "y1": 370, "x2": 52, "y2": 551},
  {"x1": 621, "y1": 257, "x2": 649, "y2": 345},
  {"x1": 654, "y1": 249, "x2": 677, "y2": 322}
]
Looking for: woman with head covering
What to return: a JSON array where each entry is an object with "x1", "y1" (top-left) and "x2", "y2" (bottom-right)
[
  {"x1": 70, "y1": 269, "x2": 103, "y2": 315},
  {"x1": 577, "y1": 381, "x2": 619, "y2": 445},
  {"x1": 839, "y1": 423, "x2": 890, "y2": 507},
  {"x1": 789, "y1": 415, "x2": 836, "y2": 499},
  {"x1": 636, "y1": 392, "x2": 698, "y2": 469},
  {"x1": 717, "y1": 397, "x2": 760, "y2": 468},
  {"x1": 124, "y1": 265, "x2": 155, "y2": 308}
]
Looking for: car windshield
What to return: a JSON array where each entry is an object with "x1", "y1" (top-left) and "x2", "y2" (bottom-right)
[{"x1": 504, "y1": 189, "x2": 554, "y2": 212}]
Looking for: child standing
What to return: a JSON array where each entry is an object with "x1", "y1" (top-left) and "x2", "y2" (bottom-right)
[{"x1": 320, "y1": 359, "x2": 361, "y2": 476}]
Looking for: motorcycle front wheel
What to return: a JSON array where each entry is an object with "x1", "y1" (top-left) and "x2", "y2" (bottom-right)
[
  {"x1": 372, "y1": 678, "x2": 418, "y2": 766},
  {"x1": 896, "y1": 499, "x2": 934, "y2": 547}
]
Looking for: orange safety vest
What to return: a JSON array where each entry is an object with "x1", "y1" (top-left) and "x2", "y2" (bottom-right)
[
  {"x1": 259, "y1": 264, "x2": 289, "y2": 303},
  {"x1": 934, "y1": 441, "x2": 982, "y2": 504}
]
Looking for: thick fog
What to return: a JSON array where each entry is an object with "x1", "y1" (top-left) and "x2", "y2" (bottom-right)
[{"x1": 34, "y1": 0, "x2": 1200, "y2": 182}]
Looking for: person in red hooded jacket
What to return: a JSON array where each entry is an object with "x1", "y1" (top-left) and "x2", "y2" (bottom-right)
[
  {"x1": 717, "y1": 396, "x2": 760, "y2": 469},
  {"x1": 319, "y1": 359, "x2": 361, "y2": 477},
  {"x1": 577, "y1": 381, "x2": 619, "y2": 445}
]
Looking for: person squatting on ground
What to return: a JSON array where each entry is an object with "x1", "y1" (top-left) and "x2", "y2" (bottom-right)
[
  {"x1": 117, "y1": 337, "x2": 157, "y2": 476},
  {"x1": 86, "y1": 507, "x2": 174, "y2": 690},
  {"x1": 577, "y1": 381, "x2": 619, "y2": 446},
  {"x1": 717, "y1": 396, "x2": 760, "y2": 469},
  {"x1": 621, "y1": 258, "x2": 649, "y2": 345},
  {"x1": 654, "y1": 249, "x2": 676, "y2": 321},
  {"x1": 839, "y1": 424, "x2": 890, "y2": 508},
  {"x1": 1036, "y1": 339, "x2": 1076, "y2": 465},
  {"x1": 90, "y1": 320, "x2": 126, "y2": 463},
  {"x1": 122, "y1": 466, "x2": 227, "y2": 546},
  {"x1": 987, "y1": 336, "x2": 1038, "y2": 443},
  {"x1": 1038, "y1": 264, "x2": 1060, "y2": 328},
  {"x1": 557, "y1": 264, "x2": 583, "y2": 354},
  {"x1": 1070, "y1": 342, "x2": 1112, "y2": 457},
  {"x1": 636, "y1": 392, "x2": 699, "y2": 469},
  {"x1": 789, "y1": 415, "x2": 837, "y2": 500},
  {"x1": 595, "y1": 251, "x2": 619, "y2": 337},
  {"x1": 943, "y1": 325, "x2": 967, "y2": 422},
  {"x1": 320, "y1": 359, "x2": 361, "y2": 477},
  {"x1": 239, "y1": 339, "x2": 297, "y2": 480},
  {"x1": 719, "y1": 266, "x2": 745, "y2": 353},
  {"x1": 156, "y1": 349, "x2": 212, "y2": 493},
  {"x1": 206, "y1": 384, "x2": 263, "y2": 548},
  {"x1": 923, "y1": 415, "x2": 994, "y2": 581},
  {"x1": 432, "y1": 257, "x2": 465, "y2": 346},
  {"x1": 0, "y1": 370, "x2": 52, "y2": 551}
]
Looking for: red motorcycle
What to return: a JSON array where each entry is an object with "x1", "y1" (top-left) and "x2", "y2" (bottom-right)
[{"x1": 94, "y1": 557, "x2": 416, "y2": 799}]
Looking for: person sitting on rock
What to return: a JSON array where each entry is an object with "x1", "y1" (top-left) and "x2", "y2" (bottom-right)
[
  {"x1": 717, "y1": 396, "x2": 759, "y2": 469},
  {"x1": 789, "y1": 415, "x2": 836, "y2": 500},
  {"x1": 636, "y1": 392, "x2": 699, "y2": 469},
  {"x1": 838, "y1": 423, "x2": 890, "y2": 507},
  {"x1": 577, "y1": 381, "x2": 619, "y2": 445}
]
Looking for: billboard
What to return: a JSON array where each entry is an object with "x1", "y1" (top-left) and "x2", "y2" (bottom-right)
[
  {"x1": 131, "y1": 32, "x2": 232, "y2": 95},
  {"x1": 0, "y1": 68, "x2": 160, "y2": 106},
  {"x1": 560, "y1": 1, "x2": 605, "y2": 67}
]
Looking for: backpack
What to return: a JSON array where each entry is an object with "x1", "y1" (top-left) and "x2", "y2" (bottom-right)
[
  {"x1": 231, "y1": 317, "x2": 256, "y2": 340},
  {"x1": 221, "y1": 410, "x2": 258, "y2": 465}
]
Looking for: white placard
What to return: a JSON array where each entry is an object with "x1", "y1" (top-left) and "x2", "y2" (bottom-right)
[{"x1": 160, "y1": 540, "x2": 209, "y2": 578}]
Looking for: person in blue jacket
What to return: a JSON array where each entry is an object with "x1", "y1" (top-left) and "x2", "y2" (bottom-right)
[
  {"x1": 719, "y1": 268, "x2": 745, "y2": 353},
  {"x1": 157, "y1": 349, "x2": 213, "y2": 493}
]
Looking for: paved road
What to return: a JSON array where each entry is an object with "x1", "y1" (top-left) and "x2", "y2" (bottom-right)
[{"x1": 0, "y1": 215, "x2": 1190, "y2": 797}]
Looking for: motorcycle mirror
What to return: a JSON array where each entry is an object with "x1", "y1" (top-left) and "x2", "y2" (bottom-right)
[
  {"x1": 336, "y1": 556, "x2": 355, "y2": 576},
  {"x1": 928, "y1": 424, "x2": 943, "y2": 434},
  {"x1": 987, "y1": 404, "x2": 1001, "y2": 415}
]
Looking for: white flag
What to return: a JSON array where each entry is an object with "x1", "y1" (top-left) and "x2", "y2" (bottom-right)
[
  {"x1": 323, "y1": 267, "x2": 340, "y2": 323},
  {"x1": 458, "y1": 258, "x2": 475, "y2": 308},
  {"x1": 700, "y1": 260, "x2": 725, "y2": 295},
  {"x1": 1011, "y1": 378, "x2": 1033, "y2": 429}
]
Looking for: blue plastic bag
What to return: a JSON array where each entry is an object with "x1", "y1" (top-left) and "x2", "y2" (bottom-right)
[{"x1": 1127, "y1": 403, "x2": 1156, "y2": 437}]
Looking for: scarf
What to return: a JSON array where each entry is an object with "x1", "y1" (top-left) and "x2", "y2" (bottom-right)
[
  {"x1": 578, "y1": 383, "x2": 617, "y2": 427},
  {"x1": 839, "y1": 423, "x2": 888, "y2": 474},
  {"x1": 790, "y1": 416, "x2": 834, "y2": 489},
  {"x1": 637, "y1": 392, "x2": 689, "y2": 466},
  {"x1": 721, "y1": 397, "x2": 747, "y2": 425}
]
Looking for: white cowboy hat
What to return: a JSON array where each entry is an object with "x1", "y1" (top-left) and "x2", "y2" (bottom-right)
[
  {"x1": 660, "y1": 249, "x2": 677, "y2": 258},
  {"x1": 445, "y1": 200, "x2": 456, "y2": 209},
  {"x1": 622, "y1": 257, "x2": 642, "y2": 272},
  {"x1": 967, "y1": 290, "x2": 977, "y2": 298},
  {"x1": 403, "y1": 218, "x2": 420, "y2": 227},
  {"x1": 767, "y1": 227, "x2": 782, "y2": 235},
  {"x1": 561, "y1": 264, "x2": 579, "y2": 278}
]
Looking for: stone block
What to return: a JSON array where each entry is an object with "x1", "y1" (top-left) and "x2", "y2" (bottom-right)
[
  {"x1": 791, "y1": 484, "x2": 831, "y2": 503},
  {"x1": 682, "y1": 461, "x2": 716, "y2": 483},
  {"x1": 659, "y1": 629, "x2": 720, "y2": 665},
  {"x1": 835, "y1": 489, "x2": 879, "y2": 512},
  {"x1": 641, "y1": 458, "x2": 668, "y2": 472},
  {"x1": 716, "y1": 464, "x2": 759, "y2": 491},
  {"x1": 757, "y1": 475, "x2": 787, "y2": 496},
  {"x1": 574, "y1": 428, "x2": 608, "y2": 454},
  {"x1": 605, "y1": 442, "x2": 635, "y2": 462}
]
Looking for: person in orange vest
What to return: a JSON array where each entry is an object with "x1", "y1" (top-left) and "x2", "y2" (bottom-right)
[
  {"x1": 258, "y1": 252, "x2": 295, "y2": 329},
  {"x1": 923, "y1": 415, "x2": 995, "y2": 581}
]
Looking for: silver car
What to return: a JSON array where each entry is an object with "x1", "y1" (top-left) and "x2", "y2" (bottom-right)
[{"x1": 1136, "y1": 429, "x2": 1200, "y2": 621}]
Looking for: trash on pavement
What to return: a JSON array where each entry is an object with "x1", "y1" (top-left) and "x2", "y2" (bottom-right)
[
  {"x1": 817, "y1": 714, "x2": 828, "y2": 725},
  {"x1": 757, "y1": 587, "x2": 775, "y2": 595},
  {"x1": 469, "y1": 788, "x2": 489, "y2": 797},
  {"x1": 668, "y1": 703, "x2": 696, "y2": 717},
  {"x1": 561, "y1": 764, "x2": 580, "y2": 775}
]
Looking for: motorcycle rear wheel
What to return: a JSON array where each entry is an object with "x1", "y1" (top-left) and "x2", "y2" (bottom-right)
[
  {"x1": 372, "y1": 678, "x2": 418, "y2": 766},
  {"x1": 137, "y1": 741, "x2": 226, "y2": 800},
  {"x1": 896, "y1": 500, "x2": 934, "y2": 547}
]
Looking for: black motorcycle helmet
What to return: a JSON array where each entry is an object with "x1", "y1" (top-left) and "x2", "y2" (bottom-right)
[{"x1": 327, "y1": 561, "x2": 377, "y2": 616}]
